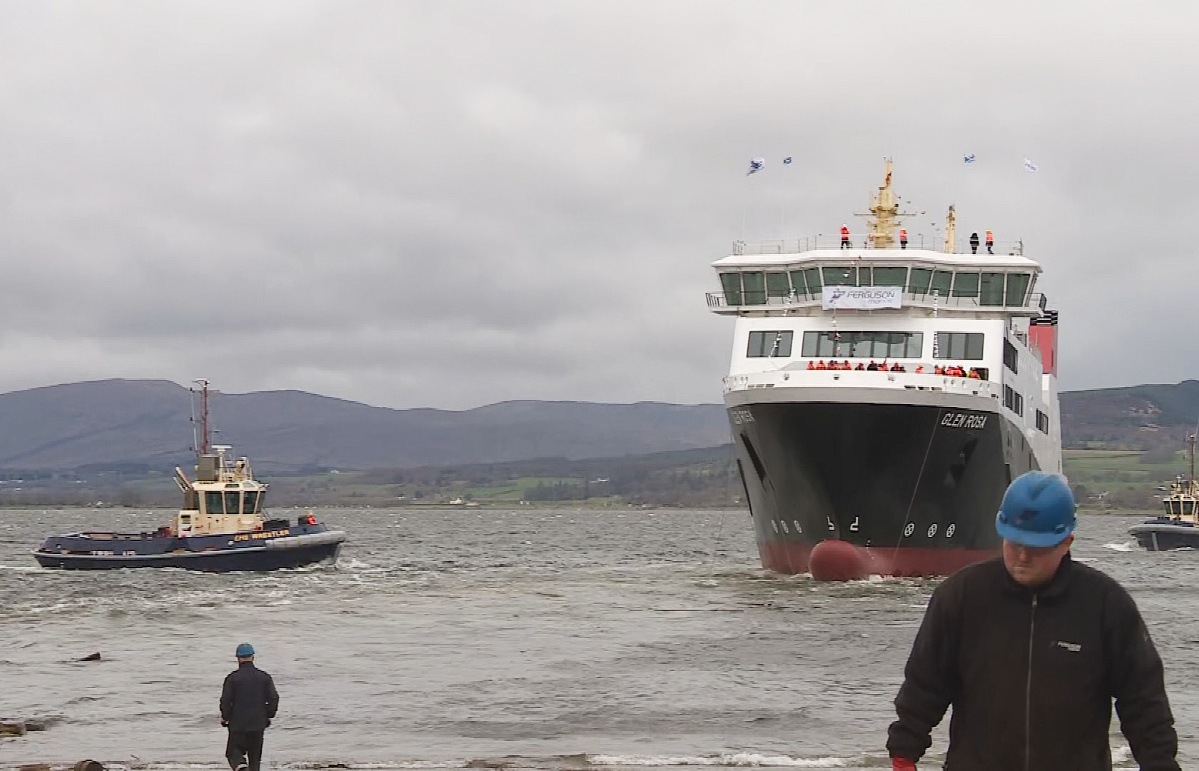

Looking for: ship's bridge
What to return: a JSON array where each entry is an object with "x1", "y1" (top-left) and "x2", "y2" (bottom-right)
[{"x1": 708, "y1": 244, "x2": 1044, "y2": 316}]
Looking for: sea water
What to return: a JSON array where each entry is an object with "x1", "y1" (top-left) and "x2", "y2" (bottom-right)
[{"x1": 2, "y1": 508, "x2": 1196, "y2": 770}]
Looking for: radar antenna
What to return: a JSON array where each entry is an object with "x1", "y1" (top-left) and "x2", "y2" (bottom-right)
[{"x1": 855, "y1": 158, "x2": 918, "y2": 249}]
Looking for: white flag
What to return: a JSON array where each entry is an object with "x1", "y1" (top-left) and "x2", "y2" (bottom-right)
[
  {"x1": 747, "y1": 157, "x2": 765, "y2": 175},
  {"x1": 1023, "y1": 158, "x2": 1039, "y2": 172}
]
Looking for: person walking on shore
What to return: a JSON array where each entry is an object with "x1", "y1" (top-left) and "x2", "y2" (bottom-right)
[
  {"x1": 886, "y1": 471, "x2": 1179, "y2": 770},
  {"x1": 220, "y1": 643, "x2": 279, "y2": 771}
]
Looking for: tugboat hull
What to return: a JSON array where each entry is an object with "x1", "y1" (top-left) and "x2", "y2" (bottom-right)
[
  {"x1": 1129, "y1": 522, "x2": 1199, "y2": 552},
  {"x1": 32, "y1": 527, "x2": 346, "y2": 572}
]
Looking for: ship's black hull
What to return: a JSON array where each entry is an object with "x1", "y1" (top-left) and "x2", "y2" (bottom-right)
[
  {"x1": 728, "y1": 397, "x2": 1038, "y2": 577},
  {"x1": 1129, "y1": 520, "x2": 1199, "y2": 552},
  {"x1": 32, "y1": 526, "x2": 345, "y2": 572}
]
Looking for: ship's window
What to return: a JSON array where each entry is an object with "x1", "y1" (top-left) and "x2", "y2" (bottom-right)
[
  {"x1": 872, "y1": 267, "x2": 907, "y2": 287},
  {"x1": 908, "y1": 268, "x2": 933, "y2": 294},
  {"x1": 1006, "y1": 273, "x2": 1032, "y2": 306},
  {"x1": 803, "y1": 267, "x2": 822, "y2": 296},
  {"x1": 935, "y1": 332, "x2": 984, "y2": 360},
  {"x1": 1003, "y1": 386, "x2": 1025, "y2": 416},
  {"x1": 952, "y1": 271, "x2": 980, "y2": 298},
  {"x1": 1003, "y1": 339, "x2": 1019, "y2": 374},
  {"x1": 930, "y1": 270, "x2": 953, "y2": 297},
  {"x1": 225, "y1": 491, "x2": 242, "y2": 516},
  {"x1": 244, "y1": 490, "x2": 261, "y2": 515},
  {"x1": 823, "y1": 265, "x2": 858, "y2": 286},
  {"x1": 789, "y1": 270, "x2": 808, "y2": 299},
  {"x1": 742, "y1": 272, "x2": 766, "y2": 304},
  {"x1": 980, "y1": 273, "x2": 1005, "y2": 306},
  {"x1": 803, "y1": 331, "x2": 922, "y2": 359},
  {"x1": 719, "y1": 273, "x2": 742, "y2": 306},
  {"x1": 748, "y1": 330, "x2": 793, "y2": 357},
  {"x1": 204, "y1": 491, "x2": 224, "y2": 515},
  {"x1": 766, "y1": 271, "x2": 790, "y2": 298}
]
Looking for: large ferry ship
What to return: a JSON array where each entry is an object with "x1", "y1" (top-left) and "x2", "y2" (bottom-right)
[{"x1": 710, "y1": 160, "x2": 1062, "y2": 580}]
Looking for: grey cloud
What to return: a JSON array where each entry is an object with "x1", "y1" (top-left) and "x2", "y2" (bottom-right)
[{"x1": 0, "y1": 1, "x2": 1195, "y2": 408}]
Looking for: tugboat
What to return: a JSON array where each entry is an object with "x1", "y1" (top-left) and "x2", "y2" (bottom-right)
[
  {"x1": 32, "y1": 380, "x2": 347, "y2": 571},
  {"x1": 1130, "y1": 432, "x2": 1199, "y2": 551}
]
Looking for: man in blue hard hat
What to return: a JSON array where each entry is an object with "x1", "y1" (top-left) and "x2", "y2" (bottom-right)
[
  {"x1": 220, "y1": 643, "x2": 279, "y2": 771},
  {"x1": 885, "y1": 471, "x2": 1179, "y2": 770}
]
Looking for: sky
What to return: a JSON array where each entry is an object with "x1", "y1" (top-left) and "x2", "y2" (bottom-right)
[{"x1": 1, "y1": 1, "x2": 1196, "y2": 411}]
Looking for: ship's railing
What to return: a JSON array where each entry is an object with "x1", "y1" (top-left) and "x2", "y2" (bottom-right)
[
  {"x1": 724, "y1": 368, "x2": 1004, "y2": 400},
  {"x1": 732, "y1": 236, "x2": 1024, "y2": 257},
  {"x1": 706, "y1": 290, "x2": 1046, "y2": 313}
]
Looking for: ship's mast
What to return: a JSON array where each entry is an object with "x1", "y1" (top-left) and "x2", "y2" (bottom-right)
[
  {"x1": 857, "y1": 158, "x2": 916, "y2": 249},
  {"x1": 1189, "y1": 431, "x2": 1196, "y2": 488},
  {"x1": 192, "y1": 378, "x2": 211, "y2": 456},
  {"x1": 944, "y1": 204, "x2": 956, "y2": 253}
]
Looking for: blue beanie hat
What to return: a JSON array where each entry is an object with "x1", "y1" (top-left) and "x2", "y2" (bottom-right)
[{"x1": 235, "y1": 643, "x2": 255, "y2": 658}]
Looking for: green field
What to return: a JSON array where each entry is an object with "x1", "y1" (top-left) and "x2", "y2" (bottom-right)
[{"x1": 1064, "y1": 448, "x2": 1190, "y2": 510}]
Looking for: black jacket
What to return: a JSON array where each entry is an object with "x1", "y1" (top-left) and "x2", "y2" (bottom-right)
[
  {"x1": 886, "y1": 555, "x2": 1178, "y2": 770},
  {"x1": 220, "y1": 662, "x2": 279, "y2": 732}
]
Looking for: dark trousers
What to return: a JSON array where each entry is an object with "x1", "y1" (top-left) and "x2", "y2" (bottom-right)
[{"x1": 226, "y1": 729, "x2": 265, "y2": 771}]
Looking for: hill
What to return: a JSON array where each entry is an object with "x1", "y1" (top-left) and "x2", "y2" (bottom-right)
[
  {"x1": 1059, "y1": 379, "x2": 1199, "y2": 450},
  {"x1": 0, "y1": 379, "x2": 730, "y2": 473}
]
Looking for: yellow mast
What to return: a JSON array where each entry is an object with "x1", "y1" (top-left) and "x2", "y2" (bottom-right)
[
  {"x1": 944, "y1": 204, "x2": 956, "y2": 253},
  {"x1": 857, "y1": 158, "x2": 916, "y2": 249}
]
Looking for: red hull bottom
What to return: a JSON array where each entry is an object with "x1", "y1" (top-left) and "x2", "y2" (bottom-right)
[{"x1": 760, "y1": 539, "x2": 997, "y2": 581}]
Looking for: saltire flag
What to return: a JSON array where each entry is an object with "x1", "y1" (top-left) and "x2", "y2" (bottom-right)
[
  {"x1": 783, "y1": 157, "x2": 793, "y2": 165},
  {"x1": 963, "y1": 154, "x2": 976, "y2": 163},
  {"x1": 747, "y1": 157, "x2": 765, "y2": 175},
  {"x1": 1023, "y1": 158, "x2": 1039, "y2": 172}
]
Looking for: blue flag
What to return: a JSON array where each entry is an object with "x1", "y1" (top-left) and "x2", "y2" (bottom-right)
[
  {"x1": 783, "y1": 157, "x2": 793, "y2": 165},
  {"x1": 747, "y1": 157, "x2": 765, "y2": 175},
  {"x1": 964, "y1": 154, "x2": 976, "y2": 164},
  {"x1": 1023, "y1": 157, "x2": 1039, "y2": 172}
]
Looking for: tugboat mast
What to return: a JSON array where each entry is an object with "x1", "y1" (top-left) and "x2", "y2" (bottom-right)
[{"x1": 192, "y1": 378, "x2": 211, "y2": 456}]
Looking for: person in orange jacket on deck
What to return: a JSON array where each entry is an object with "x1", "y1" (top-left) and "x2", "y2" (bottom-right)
[
  {"x1": 899, "y1": 229, "x2": 908, "y2": 249},
  {"x1": 986, "y1": 229, "x2": 994, "y2": 254},
  {"x1": 840, "y1": 224, "x2": 850, "y2": 249},
  {"x1": 807, "y1": 360, "x2": 815, "y2": 370},
  {"x1": 815, "y1": 360, "x2": 827, "y2": 370}
]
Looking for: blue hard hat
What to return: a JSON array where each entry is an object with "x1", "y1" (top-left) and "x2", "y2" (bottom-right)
[
  {"x1": 235, "y1": 643, "x2": 255, "y2": 658},
  {"x1": 996, "y1": 471, "x2": 1076, "y2": 548}
]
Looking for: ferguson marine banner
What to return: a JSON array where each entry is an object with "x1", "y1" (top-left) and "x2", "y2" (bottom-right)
[{"x1": 822, "y1": 286, "x2": 903, "y2": 310}]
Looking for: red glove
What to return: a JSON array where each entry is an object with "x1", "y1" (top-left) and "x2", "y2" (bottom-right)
[{"x1": 892, "y1": 759, "x2": 916, "y2": 771}]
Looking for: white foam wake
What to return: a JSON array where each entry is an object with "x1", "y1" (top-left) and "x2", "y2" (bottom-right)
[{"x1": 588, "y1": 752, "x2": 867, "y2": 767}]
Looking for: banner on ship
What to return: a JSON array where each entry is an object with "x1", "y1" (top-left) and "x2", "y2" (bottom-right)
[{"x1": 822, "y1": 286, "x2": 903, "y2": 310}]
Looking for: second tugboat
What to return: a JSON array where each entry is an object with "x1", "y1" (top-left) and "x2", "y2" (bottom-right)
[
  {"x1": 1129, "y1": 431, "x2": 1199, "y2": 551},
  {"x1": 32, "y1": 379, "x2": 347, "y2": 571}
]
